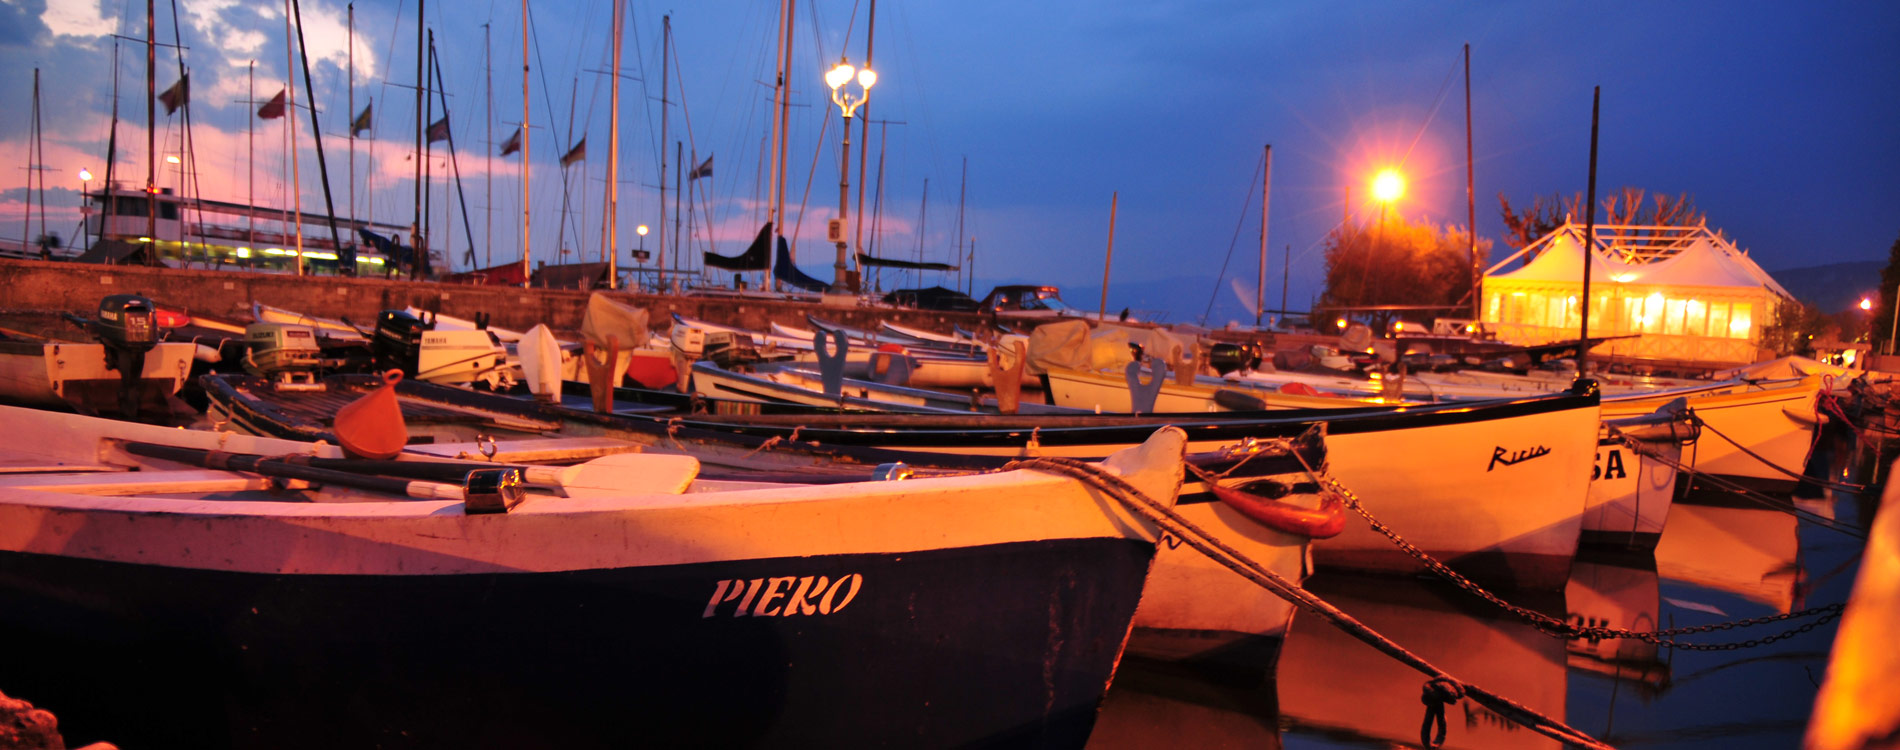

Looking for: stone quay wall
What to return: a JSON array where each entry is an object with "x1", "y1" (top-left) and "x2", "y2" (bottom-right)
[{"x1": 0, "y1": 258, "x2": 1000, "y2": 338}]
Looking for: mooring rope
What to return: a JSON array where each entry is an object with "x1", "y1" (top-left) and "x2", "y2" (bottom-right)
[
  {"x1": 1686, "y1": 411, "x2": 1868, "y2": 493},
  {"x1": 1005, "y1": 454, "x2": 1617, "y2": 750}
]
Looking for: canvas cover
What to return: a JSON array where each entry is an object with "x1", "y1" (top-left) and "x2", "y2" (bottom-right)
[
  {"x1": 579, "y1": 292, "x2": 651, "y2": 350},
  {"x1": 1024, "y1": 320, "x2": 1195, "y2": 375}
]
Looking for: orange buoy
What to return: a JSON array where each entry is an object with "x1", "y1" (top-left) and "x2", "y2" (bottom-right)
[{"x1": 333, "y1": 369, "x2": 410, "y2": 459}]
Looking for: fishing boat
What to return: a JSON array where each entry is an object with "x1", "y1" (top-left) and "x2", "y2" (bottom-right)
[
  {"x1": 687, "y1": 360, "x2": 1076, "y2": 415},
  {"x1": 0, "y1": 402, "x2": 1189, "y2": 749},
  {"x1": 1585, "y1": 404, "x2": 1697, "y2": 548},
  {"x1": 1603, "y1": 375, "x2": 1822, "y2": 489},
  {"x1": 593, "y1": 386, "x2": 1603, "y2": 590}
]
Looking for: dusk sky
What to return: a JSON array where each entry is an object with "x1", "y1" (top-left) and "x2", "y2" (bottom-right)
[{"x1": 3, "y1": 0, "x2": 1897, "y2": 323}]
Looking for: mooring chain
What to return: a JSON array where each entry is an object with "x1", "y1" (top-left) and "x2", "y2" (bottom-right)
[
  {"x1": 1004, "y1": 453, "x2": 1616, "y2": 750},
  {"x1": 1293, "y1": 453, "x2": 1845, "y2": 651}
]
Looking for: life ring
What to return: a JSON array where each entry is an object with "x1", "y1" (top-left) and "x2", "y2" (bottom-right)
[{"x1": 1209, "y1": 480, "x2": 1346, "y2": 539}]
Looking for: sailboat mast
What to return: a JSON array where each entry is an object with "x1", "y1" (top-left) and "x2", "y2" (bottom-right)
[
  {"x1": 773, "y1": 0, "x2": 795, "y2": 274},
  {"x1": 412, "y1": 0, "x2": 425, "y2": 279},
  {"x1": 1099, "y1": 192, "x2": 1117, "y2": 320},
  {"x1": 283, "y1": 0, "x2": 304, "y2": 275},
  {"x1": 602, "y1": 0, "x2": 623, "y2": 289},
  {"x1": 658, "y1": 14, "x2": 670, "y2": 290},
  {"x1": 484, "y1": 22, "x2": 492, "y2": 268},
  {"x1": 1258, "y1": 144, "x2": 1271, "y2": 327},
  {"x1": 1465, "y1": 43, "x2": 1479, "y2": 319},
  {"x1": 519, "y1": 0, "x2": 531, "y2": 288},
  {"x1": 248, "y1": 61, "x2": 255, "y2": 251},
  {"x1": 348, "y1": 3, "x2": 354, "y2": 235},
  {"x1": 851, "y1": 0, "x2": 876, "y2": 277},
  {"x1": 954, "y1": 156, "x2": 966, "y2": 293},
  {"x1": 423, "y1": 34, "x2": 435, "y2": 269},
  {"x1": 146, "y1": 0, "x2": 156, "y2": 251},
  {"x1": 674, "y1": 141, "x2": 683, "y2": 277},
  {"x1": 1580, "y1": 86, "x2": 1601, "y2": 373},
  {"x1": 24, "y1": 68, "x2": 36, "y2": 251}
]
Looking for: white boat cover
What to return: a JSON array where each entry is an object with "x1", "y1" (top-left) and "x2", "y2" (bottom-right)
[
  {"x1": 580, "y1": 293, "x2": 651, "y2": 350},
  {"x1": 1025, "y1": 320, "x2": 1194, "y2": 375}
]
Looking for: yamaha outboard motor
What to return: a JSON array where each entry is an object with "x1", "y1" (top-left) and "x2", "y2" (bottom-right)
[
  {"x1": 373, "y1": 309, "x2": 434, "y2": 377},
  {"x1": 88, "y1": 294, "x2": 160, "y2": 418}
]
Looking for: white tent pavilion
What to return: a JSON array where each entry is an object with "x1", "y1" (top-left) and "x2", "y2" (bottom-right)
[{"x1": 1480, "y1": 223, "x2": 1791, "y2": 367}]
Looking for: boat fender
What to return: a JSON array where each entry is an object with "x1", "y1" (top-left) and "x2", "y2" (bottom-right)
[
  {"x1": 1125, "y1": 357, "x2": 1166, "y2": 414},
  {"x1": 1209, "y1": 480, "x2": 1345, "y2": 539},
  {"x1": 1213, "y1": 388, "x2": 1266, "y2": 412}
]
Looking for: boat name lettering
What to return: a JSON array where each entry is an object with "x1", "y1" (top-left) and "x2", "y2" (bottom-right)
[
  {"x1": 1591, "y1": 449, "x2": 1627, "y2": 481},
  {"x1": 702, "y1": 574, "x2": 863, "y2": 618},
  {"x1": 1487, "y1": 445, "x2": 1551, "y2": 471}
]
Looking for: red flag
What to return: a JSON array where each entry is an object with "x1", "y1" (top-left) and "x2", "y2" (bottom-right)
[
  {"x1": 426, "y1": 116, "x2": 450, "y2": 143},
  {"x1": 498, "y1": 127, "x2": 522, "y2": 157},
  {"x1": 257, "y1": 89, "x2": 287, "y2": 119}
]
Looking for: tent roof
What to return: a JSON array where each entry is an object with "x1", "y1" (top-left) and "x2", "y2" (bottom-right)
[
  {"x1": 1487, "y1": 233, "x2": 1633, "y2": 283},
  {"x1": 1628, "y1": 237, "x2": 1791, "y2": 295}
]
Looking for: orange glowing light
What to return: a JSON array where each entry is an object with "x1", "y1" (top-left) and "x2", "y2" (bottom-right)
[
  {"x1": 1371, "y1": 169, "x2": 1405, "y2": 203},
  {"x1": 1860, "y1": 297, "x2": 1873, "y2": 311}
]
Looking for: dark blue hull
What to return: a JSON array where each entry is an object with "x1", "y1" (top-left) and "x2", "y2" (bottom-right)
[{"x1": 0, "y1": 538, "x2": 1152, "y2": 749}]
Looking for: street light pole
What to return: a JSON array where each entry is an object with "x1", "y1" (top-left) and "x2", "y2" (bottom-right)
[
  {"x1": 826, "y1": 57, "x2": 875, "y2": 294},
  {"x1": 78, "y1": 167, "x2": 93, "y2": 253}
]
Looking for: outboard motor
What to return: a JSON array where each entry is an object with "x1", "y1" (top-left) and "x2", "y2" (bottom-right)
[
  {"x1": 1207, "y1": 342, "x2": 1259, "y2": 376},
  {"x1": 373, "y1": 309, "x2": 434, "y2": 377},
  {"x1": 88, "y1": 294, "x2": 160, "y2": 418},
  {"x1": 703, "y1": 331, "x2": 762, "y2": 370},
  {"x1": 244, "y1": 323, "x2": 325, "y2": 390}
]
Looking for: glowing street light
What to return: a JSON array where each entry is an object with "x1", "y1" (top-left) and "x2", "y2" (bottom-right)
[
  {"x1": 77, "y1": 167, "x2": 94, "y2": 252},
  {"x1": 631, "y1": 224, "x2": 651, "y2": 289},
  {"x1": 1860, "y1": 297, "x2": 1873, "y2": 311},
  {"x1": 165, "y1": 154, "x2": 182, "y2": 165},
  {"x1": 825, "y1": 57, "x2": 877, "y2": 294},
  {"x1": 1371, "y1": 168, "x2": 1405, "y2": 204}
]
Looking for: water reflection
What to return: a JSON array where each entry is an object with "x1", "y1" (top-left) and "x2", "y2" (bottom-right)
[{"x1": 1094, "y1": 478, "x2": 1857, "y2": 750}]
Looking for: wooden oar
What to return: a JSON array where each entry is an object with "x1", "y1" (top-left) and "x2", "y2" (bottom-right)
[
  {"x1": 124, "y1": 444, "x2": 698, "y2": 499},
  {"x1": 120, "y1": 442, "x2": 524, "y2": 513}
]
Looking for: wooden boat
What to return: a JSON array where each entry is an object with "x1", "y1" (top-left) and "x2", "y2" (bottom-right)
[
  {"x1": 201, "y1": 372, "x2": 1332, "y2": 646},
  {"x1": 689, "y1": 360, "x2": 1079, "y2": 415},
  {"x1": 0, "y1": 299, "x2": 200, "y2": 420},
  {"x1": 605, "y1": 386, "x2": 1604, "y2": 590},
  {"x1": 1043, "y1": 365, "x2": 1405, "y2": 413},
  {"x1": 1603, "y1": 375, "x2": 1822, "y2": 488},
  {"x1": 0, "y1": 403, "x2": 1190, "y2": 749},
  {"x1": 1585, "y1": 404, "x2": 1696, "y2": 548}
]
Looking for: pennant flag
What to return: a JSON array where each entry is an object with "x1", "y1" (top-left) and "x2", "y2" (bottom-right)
[
  {"x1": 560, "y1": 138, "x2": 586, "y2": 167},
  {"x1": 426, "y1": 116, "x2": 450, "y2": 143},
  {"x1": 350, "y1": 100, "x2": 373, "y2": 136},
  {"x1": 498, "y1": 127, "x2": 522, "y2": 157},
  {"x1": 689, "y1": 153, "x2": 713, "y2": 181},
  {"x1": 257, "y1": 89, "x2": 287, "y2": 119},
  {"x1": 158, "y1": 75, "x2": 189, "y2": 115}
]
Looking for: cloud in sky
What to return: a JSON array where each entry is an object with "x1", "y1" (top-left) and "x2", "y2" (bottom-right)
[{"x1": 2, "y1": 0, "x2": 1897, "y2": 318}]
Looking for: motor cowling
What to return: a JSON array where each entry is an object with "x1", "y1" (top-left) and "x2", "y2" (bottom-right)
[
  {"x1": 88, "y1": 294, "x2": 159, "y2": 419},
  {"x1": 373, "y1": 309, "x2": 433, "y2": 377}
]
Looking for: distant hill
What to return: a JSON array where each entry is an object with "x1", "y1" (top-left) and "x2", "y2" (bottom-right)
[{"x1": 1768, "y1": 261, "x2": 1883, "y2": 313}]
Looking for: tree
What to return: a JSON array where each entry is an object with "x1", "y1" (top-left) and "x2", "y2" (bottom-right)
[
  {"x1": 1873, "y1": 232, "x2": 1900, "y2": 356},
  {"x1": 1758, "y1": 298, "x2": 1832, "y2": 358},
  {"x1": 1318, "y1": 216, "x2": 1491, "y2": 330},
  {"x1": 1498, "y1": 187, "x2": 1708, "y2": 255}
]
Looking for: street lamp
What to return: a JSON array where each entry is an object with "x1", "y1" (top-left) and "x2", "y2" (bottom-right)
[
  {"x1": 632, "y1": 224, "x2": 650, "y2": 290},
  {"x1": 77, "y1": 167, "x2": 93, "y2": 252},
  {"x1": 825, "y1": 56, "x2": 876, "y2": 294}
]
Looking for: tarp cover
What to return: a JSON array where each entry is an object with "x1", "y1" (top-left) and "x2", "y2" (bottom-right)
[
  {"x1": 1024, "y1": 320, "x2": 1195, "y2": 376},
  {"x1": 1714, "y1": 356, "x2": 1862, "y2": 383},
  {"x1": 579, "y1": 292, "x2": 651, "y2": 350},
  {"x1": 774, "y1": 241, "x2": 829, "y2": 292}
]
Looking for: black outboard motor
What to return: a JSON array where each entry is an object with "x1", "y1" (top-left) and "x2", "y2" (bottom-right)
[
  {"x1": 88, "y1": 294, "x2": 160, "y2": 418},
  {"x1": 1207, "y1": 342, "x2": 1260, "y2": 376},
  {"x1": 373, "y1": 309, "x2": 434, "y2": 377}
]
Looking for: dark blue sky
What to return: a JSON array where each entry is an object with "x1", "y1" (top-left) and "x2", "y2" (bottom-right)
[{"x1": 4, "y1": 1, "x2": 1896, "y2": 320}]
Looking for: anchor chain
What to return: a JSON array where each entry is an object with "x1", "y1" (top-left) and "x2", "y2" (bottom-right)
[{"x1": 1293, "y1": 453, "x2": 1846, "y2": 651}]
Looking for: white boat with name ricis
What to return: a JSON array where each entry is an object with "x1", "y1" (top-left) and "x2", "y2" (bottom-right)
[{"x1": 0, "y1": 404, "x2": 1190, "y2": 749}]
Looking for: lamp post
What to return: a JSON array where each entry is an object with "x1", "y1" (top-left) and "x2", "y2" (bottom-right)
[
  {"x1": 632, "y1": 224, "x2": 650, "y2": 291},
  {"x1": 77, "y1": 167, "x2": 93, "y2": 253},
  {"x1": 825, "y1": 57, "x2": 876, "y2": 294}
]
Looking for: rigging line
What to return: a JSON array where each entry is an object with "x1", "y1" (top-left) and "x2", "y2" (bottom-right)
[
  {"x1": 894, "y1": 4, "x2": 950, "y2": 213},
  {"x1": 1199, "y1": 152, "x2": 1265, "y2": 326},
  {"x1": 789, "y1": 105, "x2": 835, "y2": 261},
  {"x1": 670, "y1": 32, "x2": 721, "y2": 260},
  {"x1": 1400, "y1": 48, "x2": 1464, "y2": 170},
  {"x1": 525, "y1": 1, "x2": 581, "y2": 258}
]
